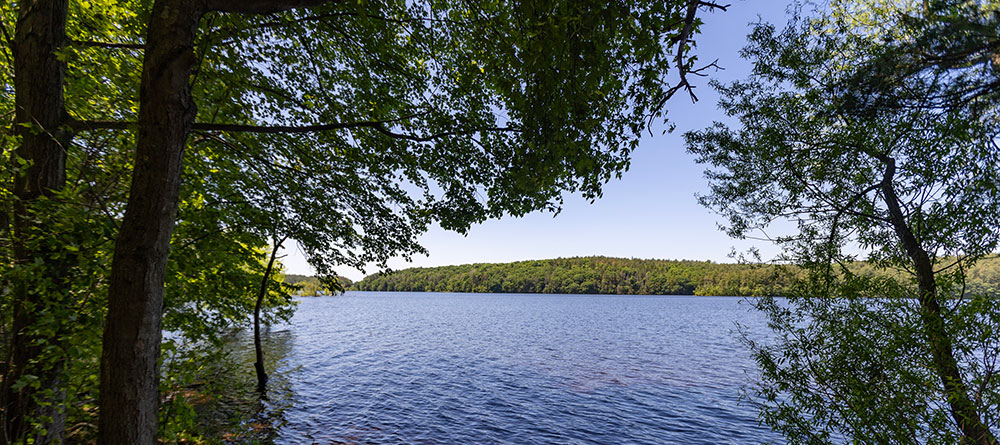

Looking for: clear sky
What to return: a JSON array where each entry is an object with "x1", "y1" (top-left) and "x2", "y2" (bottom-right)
[{"x1": 282, "y1": 1, "x2": 796, "y2": 281}]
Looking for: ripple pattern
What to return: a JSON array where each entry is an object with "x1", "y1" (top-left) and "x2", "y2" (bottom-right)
[{"x1": 265, "y1": 292, "x2": 781, "y2": 444}]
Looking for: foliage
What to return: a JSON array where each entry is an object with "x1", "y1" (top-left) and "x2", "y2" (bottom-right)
[
  {"x1": 0, "y1": 143, "x2": 299, "y2": 442},
  {"x1": 354, "y1": 257, "x2": 795, "y2": 295},
  {"x1": 352, "y1": 256, "x2": 1000, "y2": 297},
  {"x1": 745, "y1": 275, "x2": 952, "y2": 443},
  {"x1": 5, "y1": 0, "x2": 729, "y2": 440},
  {"x1": 686, "y1": 0, "x2": 1000, "y2": 442},
  {"x1": 154, "y1": 0, "x2": 725, "y2": 280},
  {"x1": 158, "y1": 332, "x2": 295, "y2": 443},
  {"x1": 284, "y1": 274, "x2": 351, "y2": 296},
  {"x1": 0, "y1": 1, "x2": 297, "y2": 438}
]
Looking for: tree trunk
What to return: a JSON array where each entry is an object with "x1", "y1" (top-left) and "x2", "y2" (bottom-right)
[
  {"x1": 3, "y1": 0, "x2": 71, "y2": 443},
  {"x1": 879, "y1": 157, "x2": 997, "y2": 444},
  {"x1": 254, "y1": 236, "x2": 286, "y2": 395},
  {"x1": 97, "y1": 1, "x2": 204, "y2": 443},
  {"x1": 95, "y1": 1, "x2": 336, "y2": 441}
]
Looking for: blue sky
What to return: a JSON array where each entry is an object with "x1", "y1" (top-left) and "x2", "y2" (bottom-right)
[{"x1": 283, "y1": 1, "x2": 795, "y2": 281}]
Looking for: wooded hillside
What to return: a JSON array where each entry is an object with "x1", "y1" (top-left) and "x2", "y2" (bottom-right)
[
  {"x1": 352, "y1": 256, "x2": 1000, "y2": 297},
  {"x1": 284, "y1": 274, "x2": 353, "y2": 296},
  {"x1": 354, "y1": 257, "x2": 793, "y2": 296}
]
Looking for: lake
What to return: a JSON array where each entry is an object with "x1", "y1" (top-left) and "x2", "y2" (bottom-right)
[{"x1": 253, "y1": 292, "x2": 781, "y2": 444}]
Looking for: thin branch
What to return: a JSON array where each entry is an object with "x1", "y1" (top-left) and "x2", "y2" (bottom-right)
[
  {"x1": 646, "y1": 1, "x2": 728, "y2": 131},
  {"x1": 665, "y1": 1, "x2": 730, "y2": 103},
  {"x1": 216, "y1": 11, "x2": 481, "y2": 38},
  {"x1": 70, "y1": 40, "x2": 144, "y2": 50},
  {"x1": 368, "y1": 124, "x2": 518, "y2": 142},
  {"x1": 71, "y1": 118, "x2": 519, "y2": 141},
  {"x1": 68, "y1": 120, "x2": 134, "y2": 131},
  {"x1": 242, "y1": 81, "x2": 309, "y2": 109},
  {"x1": 0, "y1": 9, "x2": 14, "y2": 68},
  {"x1": 207, "y1": 0, "x2": 337, "y2": 14}
]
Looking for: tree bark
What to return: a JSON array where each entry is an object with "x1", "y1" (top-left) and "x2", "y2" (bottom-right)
[
  {"x1": 3, "y1": 0, "x2": 71, "y2": 443},
  {"x1": 254, "y1": 236, "x2": 286, "y2": 395},
  {"x1": 97, "y1": 1, "x2": 204, "y2": 443},
  {"x1": 878, "y1": 156, "x2": 997, "y2": 444},
  {"x1": 96, "y1": 1, "x2": 337, "y2": 441}
]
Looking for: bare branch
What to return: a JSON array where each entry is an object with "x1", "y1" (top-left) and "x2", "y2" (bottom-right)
[{"x1": 646, "y1": 1, "x2": 729, "y2": 131}]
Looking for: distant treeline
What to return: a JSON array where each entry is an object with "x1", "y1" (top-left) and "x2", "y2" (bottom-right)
[
  {"x1": 352, "y1": 257, "x2": 792, "y2": 296},
  {"x1": 284, "y1": 274, "x2": 353, "y2": 296},
  {"x1": 351, "y1": 256, "x2": 1000, "y2": 297}
]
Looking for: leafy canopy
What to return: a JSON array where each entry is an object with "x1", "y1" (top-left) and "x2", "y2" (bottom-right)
[
  {"x1": 2, "y1": 0, "x2": 726, "y2": 439},
  {"x1": 685, "y1": 0, "x2": 1000, "y2": 442},
  {"x1": 150, "y1": 0, "x2": 719, "y2": 278}
]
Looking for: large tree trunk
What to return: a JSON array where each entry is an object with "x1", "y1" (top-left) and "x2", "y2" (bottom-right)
[
  {"x1": 879, "y1": 157, "x2": 997, "y2": 444},
  {"x1": 95, "y1": 1, "x2": 333, "y2": 441},
  {"x1": 254, "y1": 237, "x2": 286, "y2": 395},
  {"x1": 97, "y1": 1, "x2": 204, "y2": 443},
  {"x1": 3, "y1": 0, "x2": 71, "y2": 443}
]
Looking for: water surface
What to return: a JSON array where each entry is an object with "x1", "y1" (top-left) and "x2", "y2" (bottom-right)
[{"x1": 261, "y1": 292, "x2": 779, "y2": 444}]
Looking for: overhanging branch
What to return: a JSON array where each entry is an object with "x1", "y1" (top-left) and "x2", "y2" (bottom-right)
[
  {"x1": 646, "y1": 0, "x2": 729, "y2": 131},
  {"x1": 69, "y1": 118, "x2": 519, "y2": 141},
  {"x1": 207, "y1": 0, "x2": 338, "y2": 14},
  {"x1": 71, "y1": 40, "x2": 144, "y2": 50}
]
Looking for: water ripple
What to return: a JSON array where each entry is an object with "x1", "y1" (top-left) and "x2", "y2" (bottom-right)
[{"x1": 260, "y1": 292, "x2": 780, "y2": 444}]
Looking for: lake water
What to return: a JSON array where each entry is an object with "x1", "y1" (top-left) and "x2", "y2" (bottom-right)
[{"x1": 255, "y1": 292, "x2": 781, "y2": 444}]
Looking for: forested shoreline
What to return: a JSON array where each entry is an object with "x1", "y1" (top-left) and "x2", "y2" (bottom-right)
[
  {"x1": 284, "y1": 274, "x2": 353, "y2": 296},
  {"x1": 350, "y1": 256, "x2": 1000, "y2": 297}
]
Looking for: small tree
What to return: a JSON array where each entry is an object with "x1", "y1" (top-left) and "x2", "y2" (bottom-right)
[{"x1": 686, "y1": 1, "x2": 1000, "y2": 442}]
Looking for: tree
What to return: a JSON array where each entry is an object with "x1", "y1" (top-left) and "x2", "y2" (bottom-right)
[
  {"x1": 5, "y1": 0, "x2": 728, "y2": 442},
  {"x1": 252, "y1": 235, "x2": 283, "y2": 395},
  {"x1": 4, "y1": 0, "x2": 79, "y2": 440},
  {"x1": 686, "y1": 1, "x2": 1000, "y2": 442},
  {"x1": 2, "y1": 1, "x2": 288, "y2": 440}
]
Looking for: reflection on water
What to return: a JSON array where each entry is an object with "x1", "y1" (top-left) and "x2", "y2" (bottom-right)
[
  {"x1": 209, "y1": 327, "x2": 296, "y2": 442},
  {"x1": 237, "y1": 292, "x2": 781, "y2": 444}
]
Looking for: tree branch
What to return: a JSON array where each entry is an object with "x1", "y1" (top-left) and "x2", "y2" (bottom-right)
[
  {"x1": 648, "y1": 0, "x2": 729, "y2": 129},
  {"x1": 70, "y1": 40, "x2": 144, "y2": 50},
  {"x1": 207, "y1": 0, "x2": 338, "y2": 14},
  {"x1": 874, "y1": 153, "x2": 996, "y2": 443},
  {"x1": 368, "y1": 124, "x2": 518, "y2": 142},
  {"x1": 70, "y1": 118, "x2": 519, "y2": 141},
  {"x1": 216, "y1": 10, "x2": 480, "y2": 37}
]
